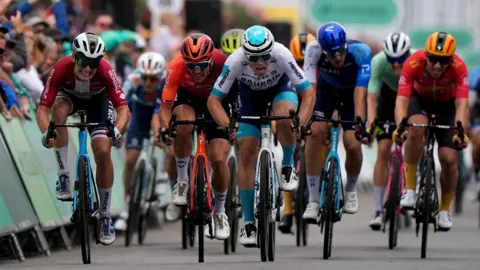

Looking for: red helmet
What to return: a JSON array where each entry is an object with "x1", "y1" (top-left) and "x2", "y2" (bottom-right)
[{"x1": 181, "y1": 33, "x2": 215, "y2": 62}]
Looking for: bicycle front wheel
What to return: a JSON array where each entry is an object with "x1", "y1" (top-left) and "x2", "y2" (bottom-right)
[
  {"x1": 78, "y1": 156, "x2": 91, "y2": 264},
  {"x1": 224, "y1": 156, "x2": 238, "y2": 254},
  {"x1": 125, "y1": 160, "x2": 145, "y2": 247},
  {"x1": 421, "y1": 158, "x2": 433, "y2": 259},
  {"x1": 258, "y1": 151, "x2": 271, "y2": 262},
  {"x1": 323, "y1": 159, "x2": 337, "y2": 260},
  {"x1": 387, "y1": 154, "x2": 401, "y2": 250},
  {"x1": 295, "y1": 147, "x2": 308, "y2": 247},
  {"x1": 195, "y1": 157, "x2": 206, "y2": 263}
]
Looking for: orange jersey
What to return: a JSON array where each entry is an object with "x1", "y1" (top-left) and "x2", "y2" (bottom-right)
[
  {"x1": 161, "y1": 49, "x2": 227, "y2": 103},
  {"x1": 398, "y1": 50, "x2": 469, "y2": 101}
]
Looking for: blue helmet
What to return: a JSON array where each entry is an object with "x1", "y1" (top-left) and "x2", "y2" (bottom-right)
[{"x1": 317, "y1": 22, "x2": 347, "y2": 52}]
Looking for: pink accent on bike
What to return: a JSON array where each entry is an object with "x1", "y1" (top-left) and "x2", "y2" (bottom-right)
[{"x1": 384, "y1": 144, "x2": 405, "y2": 215}]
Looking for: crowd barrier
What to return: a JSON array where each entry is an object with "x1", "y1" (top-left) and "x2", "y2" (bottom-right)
[{"x1": 0, "y1": 114, "x2": 169, "y2": 262}]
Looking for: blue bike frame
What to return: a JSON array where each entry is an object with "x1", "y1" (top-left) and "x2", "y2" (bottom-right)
[
  {"x1": 72, "y1": 129, "x2": 96, "y2": 213},
  {"x1": 318, "y1": 126, "x2": 342, "y2": 212}
]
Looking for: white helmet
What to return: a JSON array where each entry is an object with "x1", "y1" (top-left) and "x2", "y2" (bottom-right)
[
  {"x1": 72, "y1": 32, "x2": 106, "y2": 58},
  {"x1": 242, "y1": 25, "x2": 275, "y2": 57},
  {"x1": 383, "y1": 32, "x2": 411, "y2": 58},
  {"x1": 136, "y1": 52, "x2": 166, "y2": 77}
]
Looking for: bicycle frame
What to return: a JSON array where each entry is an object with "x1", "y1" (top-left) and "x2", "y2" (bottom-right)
[
  {"x1": 319, "y1": 125, "x2": 343, "y2": 212},
  {"x1": 189, "y1": 129, "x2": 213, "y2": 214},
  {"x1": 384, "y1": 144, "x2": 405, "y2": 215},
  {"x1": 253, "y1": 123, "x2": 279, "y2": 220},
  {"x1": 72, "y1": 120, "x2": 98, "y2": 214},
  {"x1": 133, "y1": 137, "x2": 156, "y2": 207}
]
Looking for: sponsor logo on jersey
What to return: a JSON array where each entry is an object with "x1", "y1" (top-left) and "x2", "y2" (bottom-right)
[
  {"x1": 409, "y1": 59, "x2": 419, "y2": 68},
  {"x1": 218, "y1": 67, "x2": 230, "y2": 88},
  {"x1": 108, "y1": 70, "x2": 123, "y2": 97},
  {"x1": 239, "y1": 72, "x2": 282, "y2": 90},
  {"x1": 399, "y1": 75, "x2": 407, "y2": 85},
  {"x1": 319, "y1": 66, "x2": 340, "y2": 75},
  {"x1": 288, "y1": 62, "x2": 303, "y2": 79},
  {"x1": 43, "y1": 68, "x2": 55, "y2": 100}
]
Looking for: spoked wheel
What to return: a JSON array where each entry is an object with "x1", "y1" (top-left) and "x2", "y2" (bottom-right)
[
  {"x1": 421, "y1": 158, "x2": 433, "y2": 259},
  {"x1": 224, "y1": 157, "x2": 238, "y2": 254},
  {"x1": 78, "y1": 157, "x2": 91, "y2": 264},
  {"x1": 195, "y1": 157, "x2": 206, "y2": 263},
  {"x1": 295, "y1": 149, "x2": 308, "y2": 247},
  {"x1": 181, "y1": 207, "x2": 189, "y2": 249},
  {"x1": 323, "y1": 159, "x2": 337, "y2": 260},
  {"x1": 258, "y1": 151, "x2": 271, "y2": 262},
  {"x1": 125, "y1": 160, "x2": 145, "y2": 247},
  {"x1": 387, "y1": 154, "x2": 401, "y2": 250}
]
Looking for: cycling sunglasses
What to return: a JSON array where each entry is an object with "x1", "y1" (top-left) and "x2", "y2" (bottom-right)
[
  {"x1": 387, "y1": 53, "x2": 410, "y2": 64},
  {"x1": 324, "y1": 47, "x2": 347, "y2": 57},
  {"x1": 186, "y1": 60, "x2": 211, "y2": 70},
  {"x1": 75, "y1": 54, "x2": 103, "y2": 69},
  {"x1": 247, "y1": 54, "x2": 272, "y2": 63},
  {"x1": 426, "y1": 54, "x2": 451, "y2": 66},
  {"x1": 141, "y1": 75, "x2": 159, "y2": 82}
]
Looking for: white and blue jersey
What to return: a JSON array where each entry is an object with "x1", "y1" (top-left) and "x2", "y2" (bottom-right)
[
  {"x1": 303, "y1": 39, "x2": 372, "y2": 130},
  {"x1": 123, "y1": 71, "x2": 165, "y2": 150},
  {"x1": 211, "y1": 42, "x2": 312, "y2": 139}
]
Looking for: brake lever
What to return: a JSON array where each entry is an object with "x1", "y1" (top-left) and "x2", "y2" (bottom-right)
[{"x1": 46, "y1": 121, "x2": 57, "y2": 140}]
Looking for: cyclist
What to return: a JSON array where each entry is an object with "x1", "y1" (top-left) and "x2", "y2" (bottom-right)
[
  {"x1": 278, "y1": 32, "x2": 316, "y2": 234},
  {"x1": 36, "y1": 32, "x2": 131, "y2": 245},
  {"x1": 394, "y1": 32, "x2": 470, "y2": 231},
  {"x1": 114, "y1": 52, "x2": 166, "y2": 232},
  {"x1": 302, "y1": 22, "x2": 372, "y2": 222},
  {"x1": 367, "y1": 32, "x2": 414, "y2": 230},
  {"x1": 468, "y1": 68, "x2": 480, "y2": 199},
  {"x1": 157, "y1": 33, "x2": 234, "y2": 240},
  {"x1": 221, "y1": 28, "x2": 244, "y2": 56},
  {"x1": 208, "y1": 25, "x2": 316, "y2": 247}
]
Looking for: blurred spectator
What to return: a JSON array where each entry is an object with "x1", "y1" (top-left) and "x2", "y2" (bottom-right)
[
  {"x1": 85, "y1": 10, "x2": 113, "y2": 34},
  {"x1": 19, "y1": 0, "x2": 70, "y2": 36},
  {"x1": 0, "y1": 31, "x2": 21, "y2": 119},
  {"x1": 149, "y1": 9, "x2": 182, "y2": 61},
  {"x1": 38, "y1": 38, "x2": 57, "y2": 84},
  {"x1": 25, "y1": 15, "x2": 49, "y2": 33},
  {"x1": 43, "y1": 27, "x2": 67, "y2": 55}
]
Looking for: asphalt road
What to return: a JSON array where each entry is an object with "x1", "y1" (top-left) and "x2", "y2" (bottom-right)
[{"x1": 3, "y1": 192, "x2": 480, "y2": 270}]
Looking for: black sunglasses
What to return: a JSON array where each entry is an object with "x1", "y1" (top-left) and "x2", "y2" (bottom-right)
[
  {"x1": 247, "y1": 54, "x2": 272, "y2": 63},
  {"x1": 186, "y1": 60, "x2": 211, "y2": 70},
  {"x1": 426, "y1": 54, "x2": 451, "y2": 66},
  {"x1": 324, "y1": 47, "x2": 347, "y2": 57},
  {"x1": 75, "y1": 54, "x2": 103, "y2": 68},
  {"x1": 386, "y1": 53, "x2": 410, "y2": 64},
  {"x1": 141, "y1": 75, "x2": 159, "y2": 82}
]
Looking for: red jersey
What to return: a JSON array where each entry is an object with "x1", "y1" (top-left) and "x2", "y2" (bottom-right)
[
  {"x1": 397, "y1": 50, "x2": 469, "y2": 101},
  {"x1": 39, "y1": 56, "x2": 128, "y2": 108},
  {"x1": 161, "y1": 49, "x2": 227, "y2": 103}
]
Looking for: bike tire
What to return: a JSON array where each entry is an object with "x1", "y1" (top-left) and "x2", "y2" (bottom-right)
[
  {"x1": 224, "y1": 157, "x2": 238, "y2": 254},
  {"x1": 258, "y1": 151, "x2": 270, "y2": 262},
  {"x1": 387, "y1": 154, "x2": 401, "y2": 250},
  {"x1": 125, "y1": 160, "x2": 145, "y2": 247},
  {"x1": 196, "y1": 157, "x2": 206, "y2": 263},
  {"x1": 421, "y1": 158, "x2": 433, "y2": 259},
  {"x1": 139, "y1": 158, "x2": 157, "y2": 245},
  {"x1": 295, "y1": 148, "x2": 308, "y2": 247},
  {"x1": 78, "y1": 156, "x2": 91, "y2": 264},
  {"x1": 323, "y1": 158, "x2": 337, "y2": 260},
  {"x1": 181, "y1": 207, "x2": 188, "y2": 249}
]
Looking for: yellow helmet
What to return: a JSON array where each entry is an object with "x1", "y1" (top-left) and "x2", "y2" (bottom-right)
[
  {"x1": 289, "y1": 33, "x2": 316, "y2": 62},
  {"x1": 425, "y1": 32, "x2": 456, "y2": 57},
  {"x1": 221, "y1": 29, "x2": 245, "y2": 55}
]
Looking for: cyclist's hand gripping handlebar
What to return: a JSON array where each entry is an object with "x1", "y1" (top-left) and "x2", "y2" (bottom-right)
[
  {"x1": 354, "y1": 116, "x2": 372, "y2": 144},
  {"x1": 453, "y1": 121, "x2": 469, "y2": 149}
]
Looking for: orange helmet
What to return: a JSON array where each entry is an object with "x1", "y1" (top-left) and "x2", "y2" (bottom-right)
[
  {"x1": 289, "y1": 33, "x2": 316, "y2": 62},
  {"x1": 181, "y1": 33, "x2": 215, "y2": 62},
  {"x1": 425, "y1": 32, "x2": 456, "y2": 57}
]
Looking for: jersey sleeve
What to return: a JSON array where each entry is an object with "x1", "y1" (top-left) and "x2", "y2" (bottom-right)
[
  {"x1": 102, "y1": 60, "x2": 127, "y2": 108},
  {"x1": 123, "y1": 73, "x2": 139, "y2": 106},
  {"x1": 350, "y1": 43, "x2": 372, "y2": 88},
  {"x1": 469, "y1": 68, "x2": 480, "y2": 91},
  {"x1": 454, "y1": 59, "x2": 469, "y2": 99},
  {"x1": 277, "y1": 43, "x2": 311, "y2": 94},
  {"x1": 397, "y1": 56, "x2": 416, "y2": 98},
  {"x1": 161, "y1": 59, "x2": 183, "y2": 104},
  {"x1": 303, "y1": 40, "x2": 322, "y2": 84},
  {"x1": 368, "y1": 52, "x2": 383, "y2": 94},
  {"x1": 154, "y1": 78, "x2": 165, "y2": 114},
  {"x1": 39, "y1": 61, "x2": 64, "y2": 108},
  {"x1": 211, "y1": 50, "x2": 242, "y2": 100}
]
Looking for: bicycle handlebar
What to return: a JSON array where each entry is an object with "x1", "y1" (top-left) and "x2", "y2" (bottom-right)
[{"x1": 45, "y1": 120, "x2": 112, "y2": 140}]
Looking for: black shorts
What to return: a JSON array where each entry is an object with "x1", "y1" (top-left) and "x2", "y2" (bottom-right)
[
  {"x1": 173, "y1": 86, "x2": 232, "y2": 141},
  {"x1": 56, "y1": 90, "x2": 115, "y2": 139},
  {"x1": 407, "y1": 91, "x2": 455, "y2": 149},
  {"x1": 375, "y1": 84, "x2": 397, "y2": 141},
  {"x1": 314, "y1": 79, "x2": 355, "y2": 130}
]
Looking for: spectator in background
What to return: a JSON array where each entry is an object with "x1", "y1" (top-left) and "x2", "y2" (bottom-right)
[
  {"x1": 43, "y1": 27, "x2": 67, "y2": 56},
  {"x1": 149, "y1": 9, "x2": 180, "y2": 61},
  {"x1": 0, "y1": 32, "x2": 21, "y2": 119},
  {"x1": 38, "y1": 38, "x2": 57, "y2": 84},
  {"x1": 18, "y1": 0, "x2": 70, "y2": 36},
  {"x1": 84, "y1": 10, "x2": 113, "y2": 34}
]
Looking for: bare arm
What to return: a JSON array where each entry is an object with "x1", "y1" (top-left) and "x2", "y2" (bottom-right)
[
  {"x1": 207, "y1": 95, "x2": 230, "y2": 128},
  {"x1": 394, "y1": 96, "x2": 409, "y2": 127},
  {"x1": 36, "y1": 104, "x2": 51, "y2": 133},
  {"x1": 455, "y1": 98, "x2": 469, "y2": 128},
  {"x1": 354, "y1": 86, "x2": 367, "y2": 120},
  {"x1": 159, "y1": 104, "x2": 173, "y2": 129},
  {"x1": 298, "y1": 87, "x2": 315, "y2": 125},
  {"x1": 367, "y1": 93, "x2": 377, "y2": 127},
  {"x1": 114, "y1": 106, "x2": 130, "y2": 133}
]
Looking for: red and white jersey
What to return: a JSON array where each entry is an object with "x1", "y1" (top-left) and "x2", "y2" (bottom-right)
[{"x1": 39, "y1": 55, "x2": 128, "y2": 108}]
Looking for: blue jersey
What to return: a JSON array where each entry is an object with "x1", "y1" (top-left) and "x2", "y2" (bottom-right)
[
  {"x1": 469, "y1": 68, "x2": 480, "y2": 107},
  {"x1": 304, "y1": 40, "x2": 372, "y2": 89},
  {"x1": 123, "y1": 71, "x2": 164, "y2": 112}
]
